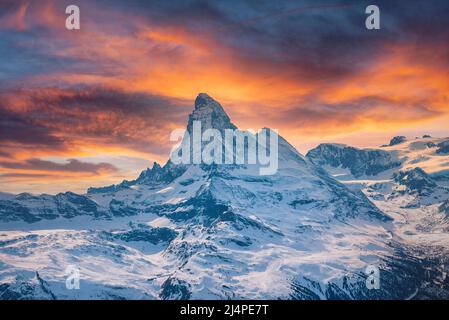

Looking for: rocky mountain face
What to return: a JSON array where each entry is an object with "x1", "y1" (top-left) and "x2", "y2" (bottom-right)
[
  {"x1": 393, "y1": 168, "x2": 437, "y2": 196},
  {"x1": 0, "y1": 192, "x2": 105, "y2": 223},
  {"x1": 388, "y1": 136, "x2": 407, "y2": 146},
  {"x1": 309, "y1": 135, "x2": 449, "y2": 274},
  {"x1": 436, "y1": 139, "x2": 449, "y2": 154},
  {"x1": 306, "y1": 143, "x2": 403, "y2": 177},
  {"x1": 187, "y1": 93, "x2": 237, "y2": 133},
  {"x1": 1, "y1": 95, "x2": 448, "y2": 300}
]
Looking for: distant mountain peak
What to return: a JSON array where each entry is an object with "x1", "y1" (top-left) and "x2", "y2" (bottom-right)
[
  {"x1": 306, "y1": 143, "x2": 403, "y2": 177},
  {"x1": 388, "y1": 136, "x2": 407, "y2": 146},
  {"x1": 151, "y1": 161, "x2": 162, "y2": 170}
]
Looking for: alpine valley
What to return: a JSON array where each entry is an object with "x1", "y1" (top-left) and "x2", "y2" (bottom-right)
[{"x1": 0, "y1": 94, "x2": 448, "y2": 300}]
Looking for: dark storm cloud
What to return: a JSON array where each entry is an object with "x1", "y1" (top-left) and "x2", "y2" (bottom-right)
[
  {"x1": 0, "y1": 107, "x2": 64, "y2": 147},
  {"x1": 3, "y1": 0, "x2": 448, "y2": 84},
  {"x1": 224, "y1": 0, "x2": 449, "y2": 78},
  {"x1": 273, "y1": 94, "x2": 442, "y2": 129},
  {"x1": 0, "y1": 173, "x2": 52, "y2": 179},
  {"x1": 0, "y1": 158, "x2": 118, "y2": 174},
  {"x1": 0, "y1": 87, "x2": 190, "y2": 154},
  {"x1": 0, "y1": 150, "x2": 11, "y2": 158},
  {"x1": 98, "y1": 0, "x2": 449, "y2": 80}
]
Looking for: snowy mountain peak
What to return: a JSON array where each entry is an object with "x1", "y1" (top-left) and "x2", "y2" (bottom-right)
[
  {"x1": 306, "y1": 143, "x2": 403, "y2": 177},
  {"x1": 388, "y1": 136, "x2": 407, "y2": 146},
  {"x1": 188, "y1": 93, "x2": 237, "y2": 132},
  {"x1": 151, "y1": 161, "x2": 162, "y2": 170}
]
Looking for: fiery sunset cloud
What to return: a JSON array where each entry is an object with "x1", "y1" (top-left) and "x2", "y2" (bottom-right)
[{"x1": 1, "y1": 0, "x2": 448, "y2": 193}]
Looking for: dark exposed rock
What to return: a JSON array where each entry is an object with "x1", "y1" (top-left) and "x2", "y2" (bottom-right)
[
  {"x1": 439, "y1": 200, "x2": 449, "y2": 215},
  {"x1": 160, "y1": 277, "x2": 191, "y2": 300},
  {"x1": 393, "y1": 167, "x2": 437, "y2": 195},
  {"x1": 0, "y1": 272, "x2": 56, "y2": 300},
  {"x1": 0, "y1": 192, "x2": 106, "y2": 222},
  {"x1": 436, "y1": 139, "x2": 449, "y2": 155},
  {"x1": 389, "y1": 136, "x2": 407, "y2": 146},
  {"x1": 103, "y1": 224, "x2": 177, "y2": 245}
]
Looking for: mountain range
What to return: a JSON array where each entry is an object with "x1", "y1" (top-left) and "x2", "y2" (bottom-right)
[{"x1": 0, "y1": 94, "x2": 448, "y2": 299}]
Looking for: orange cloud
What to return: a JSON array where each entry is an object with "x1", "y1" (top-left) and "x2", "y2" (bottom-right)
[{"x1": 320, "y1": 45, "x2": 449, "y2": 111}]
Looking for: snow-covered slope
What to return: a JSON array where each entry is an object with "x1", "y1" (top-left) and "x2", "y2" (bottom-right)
[
  {"x1": 306, "y1": 137, "x2": 449, "y2": 296},
  {"x1": 1, "y1": 96, "x2": 448, "y2": 300},
  {"x1": 307, "y1": 136, "x2": 449, "y2": 180},
  {"x1": 306, "y1": 143, "x2": 403, "y2": 177}
]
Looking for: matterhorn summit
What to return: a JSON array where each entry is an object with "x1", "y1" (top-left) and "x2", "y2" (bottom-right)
[{"x1": 187, "y1": 93, "x2": 237, "y2": 133}]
